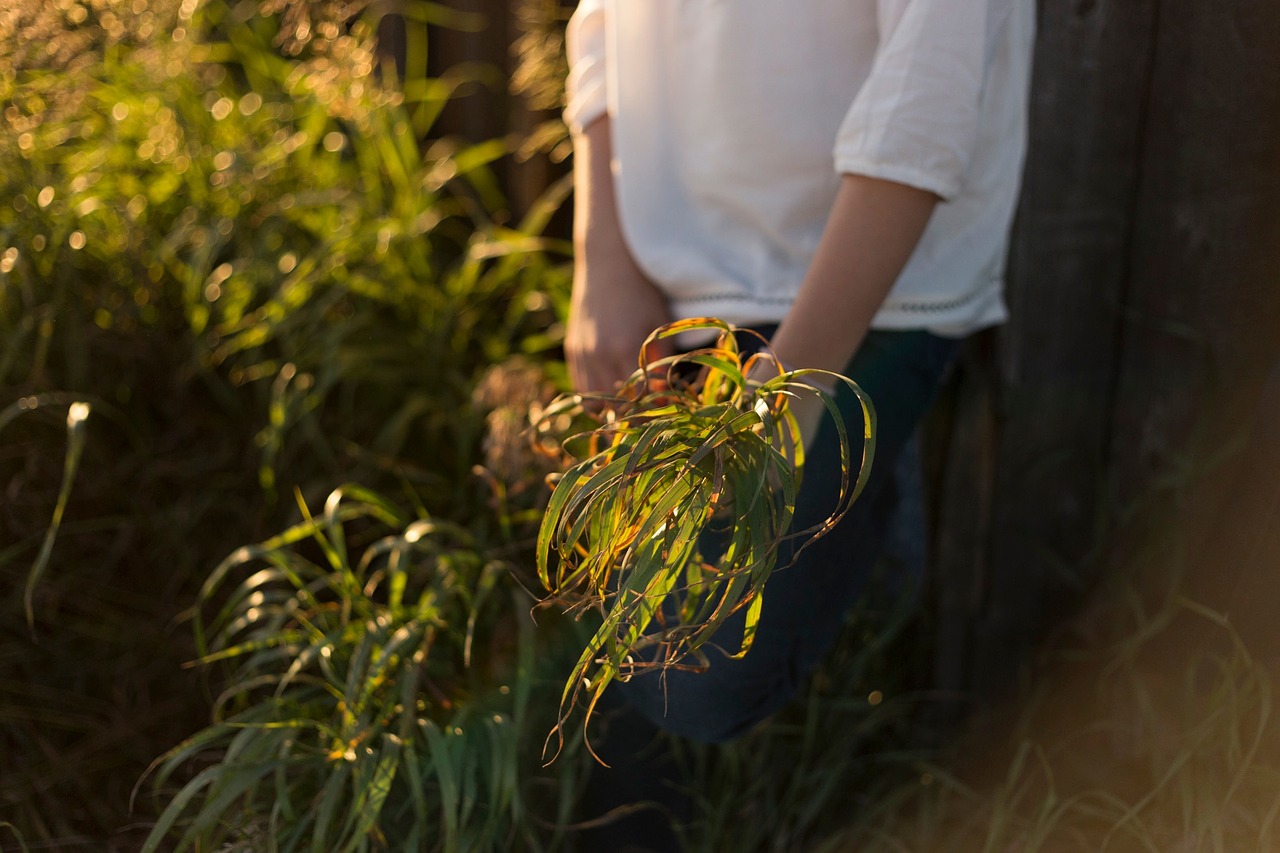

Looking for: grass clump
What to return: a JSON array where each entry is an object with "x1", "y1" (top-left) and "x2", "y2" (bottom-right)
[
  {"x1": 827, "y1": 597, "x2": 1280, "y2": 853},
  {"x1": 824, "y1": 467, "x2": 1280, "y2": 853},
  {"x1": 138, "y1": 486, "x2": 585, "y2": 852},
  {"x1": 536, "y1": 318, "x2": 876, "y2": 753}
]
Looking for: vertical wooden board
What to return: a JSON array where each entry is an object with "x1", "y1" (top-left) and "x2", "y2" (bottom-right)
[
  {"x1": 428, "y1": 1, "x2": 567, "y2": 221},
  {"x1": 431, "y1": 0, "x2": 515, "y2": 144},
  {"x1": 956, "y1": 0, "x2": 1160, "y2": 696},
  {"x1": 926, "y1": 338, "x2": 998, "y2": 723},
  {"x1": 1109, "y1": 0, "x2": 1280, "y2": 511},
  {"x1": 1174, "y1": 363, "x2": 1280, "y2": 660}
]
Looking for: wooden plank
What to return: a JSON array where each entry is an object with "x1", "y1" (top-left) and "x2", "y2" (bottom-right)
[
  {"x1": 952, "y1": 0, "x2": 1161, "y2": 698},
  {"x1": 1109, "y1": 0, "x2": 1280, "y2": 510},
  {"x1": 431, "y1": 0, "x2": 514, "y2": 144},
  {"x1": 425, "y1": 1, "x2": 570, "y2": 222},
  {"x1": 926, "y1": 336, "x2": 998, "y2": 726},
  {"x1": 1182, "y1": 364, "x2": 1280, "y2": 656}
]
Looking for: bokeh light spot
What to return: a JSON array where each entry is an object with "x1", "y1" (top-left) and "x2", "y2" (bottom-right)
[{"x1": 323, "y1": 131, "x2": 346, "y2": 153}]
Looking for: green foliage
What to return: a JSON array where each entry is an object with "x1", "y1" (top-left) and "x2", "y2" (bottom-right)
[
  {"x1": 0, "y1": 0, "x2": 571, "y2": 844},
  {"x1": 536, "y1": 318, "x2": 876, "y2": 753},
  {"x1": 139, "y1": 486, "x2": 584, "y2": 852},
  {"x1": 15, "y1": 3, "x2": 1277, "y2": 851},
  {"x1": 0, "y1": 0, "x2": 566, "y2": 503},
  {"x1": 0, "y1": 1, "x2": 944, "y2": 849}
]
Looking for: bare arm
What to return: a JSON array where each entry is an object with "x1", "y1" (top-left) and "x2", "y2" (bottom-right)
[
  {"x1": 768, "y1": 174, "x2": 940, "y2": 443},
  {"x1": 570, "y1": 120, "x2": 936, "y2": 421},
  {"x1": 566, "y1": 116, "x2": 673, "y2": 394},
  {"x1": 771, "y1": 173, "x2": 938, "y2": 375}
]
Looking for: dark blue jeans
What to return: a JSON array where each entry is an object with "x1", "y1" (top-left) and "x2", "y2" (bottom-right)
[{"x1": 613, "y1": 328, "x2": 961, "y2": 742}]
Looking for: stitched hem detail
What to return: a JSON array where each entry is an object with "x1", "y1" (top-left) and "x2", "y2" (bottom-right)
[
  {"x1": 672, "y1": 287, "x2": 991, "y2": 313},
  {"x1": 675, "y1": 293, "x2": 794, "y2": 305},
  {"x1": 882, "y1": 290, "x2": 988, "y2": 313}
]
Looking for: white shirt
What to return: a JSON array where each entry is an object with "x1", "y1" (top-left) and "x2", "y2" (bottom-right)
[{"x1": 565, "y1": 0, "x2": 1035, "y2": 336}]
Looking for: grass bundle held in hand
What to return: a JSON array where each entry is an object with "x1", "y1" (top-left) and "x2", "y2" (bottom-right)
[{"x1": 537, "y1": 318, "x2": 876, "y2": 755}]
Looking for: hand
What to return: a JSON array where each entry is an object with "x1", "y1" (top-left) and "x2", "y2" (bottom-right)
[
  {"x1": 565, "y1": 250, "x2": 673, "y2": 395},
  {"x1": 566, "y1": 116, "x2": 675, "y2": 395}
]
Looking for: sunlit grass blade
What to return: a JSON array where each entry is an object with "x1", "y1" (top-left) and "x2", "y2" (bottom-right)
[
  {"x1": 22, "y1": 400, "x2": 90, "y2": 632},
  {"x1": 0, "y1": 822, "x2": 30, "y2": 853},
  {"x1": 138, "y1": 483, "x2": 583, "y2": 850}
]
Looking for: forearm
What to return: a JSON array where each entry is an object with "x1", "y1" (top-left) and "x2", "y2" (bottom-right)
[
  {"x1": 573, "y1": 117, "x2": 629, "y2": 263},
  {"x1": 769, "y1": 174, "x2": 940, "y2": 376},
  {"x1": 567, "y1": 116, "x2": 673, "y2": 392}
]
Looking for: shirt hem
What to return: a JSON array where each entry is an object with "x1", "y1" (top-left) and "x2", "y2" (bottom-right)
[{"x1": 668, "y1": 282, "x2": 1007, "y2": 338}]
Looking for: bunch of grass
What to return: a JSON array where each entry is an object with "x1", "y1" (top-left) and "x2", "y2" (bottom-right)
[
  {"x1": 138, "y1": 486, "x2": 586, "y2": 851},
  {"x1": 536, "y1": 318, "x2": 876, "y2": 753},
  {"x1": 1, "y1": 0, "x2": 568, "y2": 507}
]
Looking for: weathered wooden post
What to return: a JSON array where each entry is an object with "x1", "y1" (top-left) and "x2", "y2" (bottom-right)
[{"x1": 929, "y1": 0, "x2": 1280, "y2": 711}]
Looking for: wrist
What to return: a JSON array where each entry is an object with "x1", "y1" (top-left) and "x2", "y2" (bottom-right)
[
  {"x1": 575, "y1": 219, "x2": 630, "y2": 260},
  {"x1": 760, "y1": 350, "x2": 841, "y2": 397}
]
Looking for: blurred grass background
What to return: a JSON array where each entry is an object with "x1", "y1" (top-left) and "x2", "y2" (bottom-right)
[{"x1": 0, "y1": 0, "x2": 573, "y2": 845}]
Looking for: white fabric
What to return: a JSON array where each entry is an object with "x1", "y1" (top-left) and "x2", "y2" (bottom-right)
[{"x1": 565, "y1": 0, "x2": 1035, "y2": 336}]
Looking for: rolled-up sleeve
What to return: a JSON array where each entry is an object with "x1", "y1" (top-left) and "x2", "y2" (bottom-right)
[
  {"x1": 564, "y1": 0, "x2": 609, "y2": 136},
  {"x1": 835, "y1": 0, "x2": 988, "y2": 200}
]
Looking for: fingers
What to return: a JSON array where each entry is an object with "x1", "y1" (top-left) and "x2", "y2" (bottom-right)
[
  {"x1": 567, "y1": 320, "x2": 678, "y2": 396},
  {"x1": 567, "y1": 340, "x2": 639, "y2": 396},
  {"x1": 564, "y1": 261, "x2": 674, "y2": 395}
]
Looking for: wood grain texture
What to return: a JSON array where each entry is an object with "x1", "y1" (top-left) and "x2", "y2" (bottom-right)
[
  {"x1": 1109, "y1": 0, "x2": 1280, "y2": 510},
  {"x1": 953, "y1": 0, "x2": 1161, "y2": 697},
  {"x1": 927, "y1": 336, "x2": 998, "y2": 721},
  {"x1": 959, "y1": 0, "x2": 1280, "y2": 700}
]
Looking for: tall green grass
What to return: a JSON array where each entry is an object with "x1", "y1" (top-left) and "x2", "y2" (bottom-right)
[
  {"x1": 0, "y1": 0, "x2": 571, "y2": 844},
  {"x1": 137, "y1": 486, "x2": 586, "y2": 851},
  {"x1": 1, "y1": 0, "x2": 929, "y2": 848}
]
